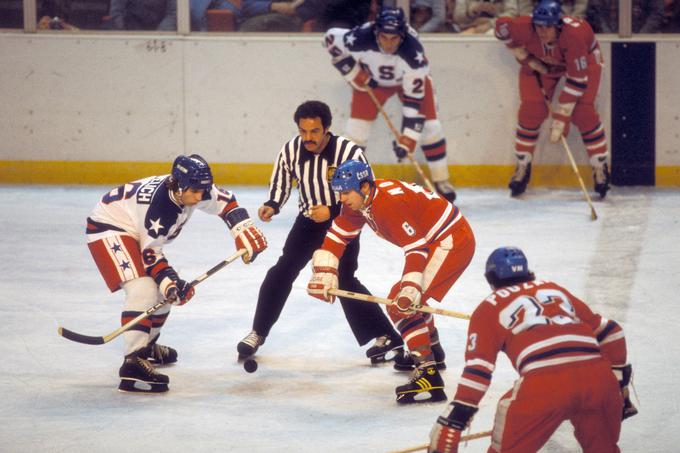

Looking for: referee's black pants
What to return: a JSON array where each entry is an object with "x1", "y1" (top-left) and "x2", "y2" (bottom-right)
[{"x1": 252, "y1": 213, "x2": 398, "y2": 346}]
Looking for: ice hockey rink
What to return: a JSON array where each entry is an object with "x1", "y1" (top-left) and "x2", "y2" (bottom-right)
[{"x1": 1, "y1": 184, "x2": 678, "y2": 452}]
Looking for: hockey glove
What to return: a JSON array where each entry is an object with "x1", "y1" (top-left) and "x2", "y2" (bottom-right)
[
  {"x1": 157, "y1": 269, "x2": 195, "y2": 306},
  {"x1": 429, "y1": 402, "x2": 478, "y2": 453},
  {"x1": 549, "y1": 101, "x2": 576, "y2": 143},
  {"x1": 613, "y1": 364, "x2": 638, "y2": 421},
  {"x1": 231, "y1": 220, "x2": 267, "y2": 264},
  {"x1": 392, "y1": 135, "x2": 417, "y2": 162},
  {"x1": 350, "y1": 67, "x2": 378, "y2": 92},
  {"x1": 307, "y1": 249, "x2": 339, "y2": 303},
  {"x1": 395, "y1": 272, "x2": 423, "y2": 314}
]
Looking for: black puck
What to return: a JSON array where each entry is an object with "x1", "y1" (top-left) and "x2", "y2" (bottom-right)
[{"x1": 243, "y1": 358, "x2": 258, "y2": 373}]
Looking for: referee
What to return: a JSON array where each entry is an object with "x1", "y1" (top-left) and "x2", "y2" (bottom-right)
[{"x1": 237, "y1": 100, "x2": 402, "y2": 363}]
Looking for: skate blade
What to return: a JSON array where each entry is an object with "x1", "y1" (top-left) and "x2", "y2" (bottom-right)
[
  {"x1": 396, "y1": 389, "x2": 447, "y2": 405},
  {"x1": 118, "y1": 379, "x2": 169, "y2": 394}
]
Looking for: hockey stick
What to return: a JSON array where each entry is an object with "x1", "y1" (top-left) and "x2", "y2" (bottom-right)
[
  {"x1": 328, "y1": 288, "x2": 470, "y2": 320},
  {"x1": 364, "y1": 85, "x2": 437, "y2": 194},
  {"x1": 388, "y1": 429, "x2": 492, "y2": 453},
  {"x1": 534, "y1": 72, "x2": 598, "y2": 221},
  {"x1": 58, "y1": 249, "x2": 248, "y2": 345}
]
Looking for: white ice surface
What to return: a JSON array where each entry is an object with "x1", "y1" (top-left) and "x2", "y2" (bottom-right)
[{"x1": 1, "y1": 185, "x2": 679, "y2": 452}]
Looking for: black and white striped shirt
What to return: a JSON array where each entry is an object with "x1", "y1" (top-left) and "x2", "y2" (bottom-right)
[{"x1": 265, "y1": 133, "x2": 367, "y2": 216}]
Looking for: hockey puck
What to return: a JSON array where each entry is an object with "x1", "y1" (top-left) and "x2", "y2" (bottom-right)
[{"x1": 243, "y1": 358, "x2": 258, "y2": 373}]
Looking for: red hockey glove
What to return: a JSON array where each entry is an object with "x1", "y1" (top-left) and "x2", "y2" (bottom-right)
[
  {"x1": 395, "y1": 272, "x2": 423, "y2": 314},
  {"x1": 350, "y1": 67, "x2": 378, "y2": 92},
  {"x1": 429, "y1": 402, "x2": 478, "y2": 453},
  {"x1": 232, "y1": 220, "x2": 267, "y2": 264},
  {"x1": 159, "y1": 274, "x2": 195, "y2": 306},
  {"x1": 549, "y1": 102, "x2": 576, "y2": 143},
  {"x1": 392, "y1": 135, "x2": 417, "y2": 162},
  {"x1": 307, "y1": 249, "x2": 339, "y2": 303}
]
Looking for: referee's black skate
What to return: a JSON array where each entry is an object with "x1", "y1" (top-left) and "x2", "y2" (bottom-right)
[
  {"x1": 140, "y1": 342, "x2": 178, "y2": 365},
  {"x1": 366, "y1": 334, "x2": 404, "y2": 364},
  {"x1": 395, "y1": 364, "x2": 446, "y2": 405},
  {"x1": 394, "y1": 342, "x2": 446, "y2": 372},
  {"x1": 118, "y1": 353, "x2": 169, "y2": 393},
  {"x1": 237, "y1": 330, "x2": 266, "y2": 360}
]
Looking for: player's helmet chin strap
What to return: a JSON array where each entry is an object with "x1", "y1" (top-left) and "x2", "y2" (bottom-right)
[{"x1": 360, "y1": 184, "x2": 376, "y2": 209}]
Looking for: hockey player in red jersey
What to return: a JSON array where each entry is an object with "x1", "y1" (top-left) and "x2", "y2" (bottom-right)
[
  {"x1": 495, "y1": 0, "x2": 611, "y2": 198},
  {"x1": 324, "y1": 6, "x2": 457, "y2": 202},
  {"x1": 306, "y1": 160, "x2": 476, "y2": 404},
  {"x1": 86, "y1": 155, "x2": 267, "y2": 392},
  {"x1": 428, "y1": 247, "x2": 637, "y2": 453}
]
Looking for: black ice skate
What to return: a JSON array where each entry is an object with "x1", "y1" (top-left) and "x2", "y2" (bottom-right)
[
  {"x1": 509, "y1": 162, "x2": 532, "y2": 197},
  {"x1": 394, "y1": 342, "x2": 446, "y2": 372},
  {"x1": 366, "y1": 335, "x2": 404, "y2": 364},
  {"x1": 237, "y1": 330, "x2": 266, "y2": 360},
  {"x1": 395, "y1": 364, "x2": 446, "y2": 405},
  {"x1": 118, "y1": 353, "x2": 170, "y2": 393},
  {"x1": 434, "y1": 181, "x2": 457, "y2": 203},
  {"x1": 593, "y1": 162, "x2": 610, "y2": 199},
  {"x1": 140, "y1": 342, "x2": 178, "y2": 365}
]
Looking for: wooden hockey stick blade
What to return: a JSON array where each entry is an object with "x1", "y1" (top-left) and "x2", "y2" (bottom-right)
[
  {"x1": 388, "y1": 430, "x2": 492, "y2": 453},
  {"x1": 328, "y1": 288, "x2": 470, "y2": 320},
  {"x1": 57, "y1": 249, "x2": 248, "y2": 346}
]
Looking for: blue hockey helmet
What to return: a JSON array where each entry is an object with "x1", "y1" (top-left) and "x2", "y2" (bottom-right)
[
  {"x1": 485, "y1": 247, "x2": 533, "y2": 286},
  {"x1": 331, "y1": 160, "x2": 374, "y2": 193},
  {"x1": 532, "y1": 0, "x2": 562, "y2": 27},
  {"x1": 171, "y1": 154, "x2": 213, "y2": 191},
  {"x1": 375, "y1": 6, "x2": 407, "y2": 36}
]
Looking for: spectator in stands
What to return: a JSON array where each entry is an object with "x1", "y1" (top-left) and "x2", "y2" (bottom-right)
[
  {"x1": 587, "y1": 0, "x2": 665, "y2": 33},
  {"x1": 105, "y1": 0, "x2": 177, "y2": 31},
  {"x1": 661, "y1": 0, "x2": 680, "y2": 32},
  {"x1": 454, "y1": 0, "x2": 518, "y2": 35},
  {"x1": 410, "y1": 0, "x2": 447, "y2": 32},
  {"x1": 519, "y1": 0, "x2": 587, "y2": 18},
  {"x1": 238, "y1": 0, "x2": 305, "y2": 31}
]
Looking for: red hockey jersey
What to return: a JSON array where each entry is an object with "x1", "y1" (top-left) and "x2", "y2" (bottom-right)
[
  {"x1": 321, "y1": 178, "x2": 462, "y2": 278},
  {"x1": 453, "y1": 279, "x2": 627, "y2": 408},
  {"x1": 495, "y1": 15, "x2": 603, "y2": 104}
]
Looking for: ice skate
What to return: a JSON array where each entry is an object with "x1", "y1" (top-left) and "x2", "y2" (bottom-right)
[
  {"x1": 140, "y1": 342, "x2": 177, "y2": 365},
  {"x1": 395, "y1": 364, "x2": 446, "y2": 405},
  {"x1": 433, "y1": 181, "x2": 457, "y2": 202},
  {"x1": 118, "y1": 353, "x2": 169, "y2": 393},
  {"x1": 509, "y1": 162, "x2": 532, "y2": 197},
  {"x1": 366, "y1": 334, "x2": 404, "y2": 364},
  {"x1": 394, "y1": 342, "x2": 446, "y2": 372},
  {"x1": 237, "y1": 330, "x2": 266, "y2": 360},
  {"x1": 592, "y1": 162, "x2": 610, "y2": 199}
]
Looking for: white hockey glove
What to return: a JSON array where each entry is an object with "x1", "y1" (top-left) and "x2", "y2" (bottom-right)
[
  {"x1": 307, "y1": 249, "x2": 339, "y2": 303},
  {"x1": 549, "y1": 101, "x2": 576, "y2": 143},
  {"x1": 394, "y1": 272, "x2": 423, "y2": 314}
]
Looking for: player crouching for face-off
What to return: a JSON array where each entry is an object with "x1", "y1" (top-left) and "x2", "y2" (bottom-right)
[
  {"x1": 85, "y1": 154, "x2": 267, "y2": 393},
  {"x1": 307, "y1": 160, "x2": 476, "y2": 404},
  {"x1": 428, "y1": 247, "x2": 637, "y2": 453}
]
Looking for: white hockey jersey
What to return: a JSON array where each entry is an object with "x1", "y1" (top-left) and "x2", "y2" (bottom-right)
[{"x1": 86, "y1": 175, "x2": 238, "y2": 273}]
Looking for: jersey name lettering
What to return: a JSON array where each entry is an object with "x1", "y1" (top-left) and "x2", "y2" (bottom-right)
[{"x1": 137, "y1": 177, "x2": 165, "y2": 204}]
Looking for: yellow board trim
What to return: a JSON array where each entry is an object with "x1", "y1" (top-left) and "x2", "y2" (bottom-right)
[{"x1": 1, "y1": 160, "x2": 679, "y2": 187}]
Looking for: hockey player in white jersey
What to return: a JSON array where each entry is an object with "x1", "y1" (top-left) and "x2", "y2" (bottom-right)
[
  {"x1": 86, "y1": 154, "x2": 267, "y2": 392},
  {"x1": 324, "y1": 6, "x2": 457, "y2": 202}
]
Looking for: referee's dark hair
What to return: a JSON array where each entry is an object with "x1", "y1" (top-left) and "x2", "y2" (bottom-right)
[{"x1": 294, "y1": 100, "x2": 332, "y2": 129}]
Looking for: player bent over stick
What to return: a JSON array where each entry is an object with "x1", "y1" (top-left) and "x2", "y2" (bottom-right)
[
  {"x1": 495, "y1": 0, "x2": 611, "y2": 199},
  {"x1": 324, "y1": 6, "x2": 458, "y2": 202},
  {"x1": 85, "y1": 154, "x2": 267, "y2": 393},
  {"x1": 428, "y1": 247, "x2": 637, "y2": 453},
  {"x1": 307, "y1": 160, "x2": 476, "y2": 404}
]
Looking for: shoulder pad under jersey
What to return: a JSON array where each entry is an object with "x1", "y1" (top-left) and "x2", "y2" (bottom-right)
[
  {"x1": 397, "y1": 32, "x2": 428, "y2": 69},
  {"x1": 344, "y1": 24, "x2": 379, "y2": 52}
]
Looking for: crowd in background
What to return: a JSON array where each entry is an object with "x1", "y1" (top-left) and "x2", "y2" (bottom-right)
[{"x1": 0, "y1": 0, "x2": 679, "y2": 33}]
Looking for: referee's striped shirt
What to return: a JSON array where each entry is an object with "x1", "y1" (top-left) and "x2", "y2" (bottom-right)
[{"x1": 265, "y1": 133, "x2": 368, "y2": 216}]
